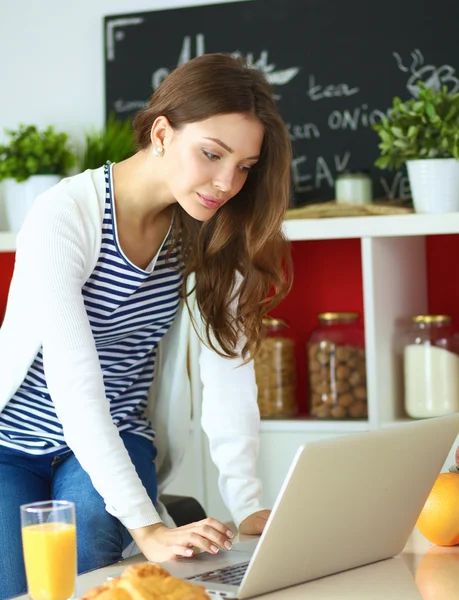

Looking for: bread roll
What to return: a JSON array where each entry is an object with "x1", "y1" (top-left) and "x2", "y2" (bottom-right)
[{"x1": 80, "y1": 562, "x2": 209, "y2": 600}]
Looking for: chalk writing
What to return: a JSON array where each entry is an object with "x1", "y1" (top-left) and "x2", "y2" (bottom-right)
[
  {"x1": 334, "y1": 151, "x2": 351, "y2": 172},
  {"x1": 328, "y1": 104, "x2": 387, "y2": 131},
  {"x1": 114, "y1": 99, "x2": 148, "y2": 113},
  {"x1": 152, "y1": 34, "x2": 204, "y2": 90},
  {"x1": 307, "y1": 75, "x2": 359, "y2": 101},
  {"x1": 379, "y1": 171, "x2": 411, "y2": 200},
  {"x1": 151, "y1": 35, "x2": 300, "y2": 91},
  {"x1": 178, "y1": 33, "x2": 206, "y2": 65},
  {"x1": 106, "y1": 17, "x2": 144, "y2": 61},
  {"x1": 380, "y1": 171, "x2": 411, "y2": 200},
  {"x1": 232, "y1": 50, "x2": 300, "y2": 86},
  {"x1": 393, "y1": 49, "x2": 459, "y2": 96},
  {"x1": 291, "y1": 152, "x2": 351, "y2": 193},
  {"x1": 287, "y1": 123, "x2": 320, "y2": 141}
]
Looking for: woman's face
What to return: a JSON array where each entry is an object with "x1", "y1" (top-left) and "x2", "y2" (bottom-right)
[{"x1": 161, "y1": 113, "x2": 264, "y2": 221}]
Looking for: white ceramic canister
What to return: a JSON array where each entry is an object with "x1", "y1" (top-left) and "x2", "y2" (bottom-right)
[{"x1": 335, "y1": 171, "x2": 373, "y2": 205}]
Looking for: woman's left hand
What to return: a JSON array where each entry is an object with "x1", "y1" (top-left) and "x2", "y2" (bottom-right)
[{"x1": 238, "y1": 509, "x2": 271, "y2": 535}]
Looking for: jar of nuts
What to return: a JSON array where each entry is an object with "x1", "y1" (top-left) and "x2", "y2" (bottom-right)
[
  {"x1": 254, "y1": 318, "x2": 298, "y2": 418},
  {"x1": 307, "y1": 312, "x2": 367, "y2": 420}
]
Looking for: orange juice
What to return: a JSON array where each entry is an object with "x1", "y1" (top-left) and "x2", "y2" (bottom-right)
[{"x1": 22, "y1": 522, "x2": 77, "y2": 600}]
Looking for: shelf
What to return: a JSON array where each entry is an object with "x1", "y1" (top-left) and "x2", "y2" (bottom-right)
[
  {"x1": 259, "y1": 418, "x2": 370, "y2": 433},
  {"x1": 1, "y1": 214, "x2": 459, "y2": 252},
  {"x1": 0, "y1": 232, "x2": 16, "y2": 252},
  {"x1": 380, "y1": 419, "x2": 417, "y2": 428},
  {"x1": 189, "y1": 417, "x2": 370, "y2": 433},
  {"x1": 283, "y1": 212, "x2": 459, "y2": 241}
]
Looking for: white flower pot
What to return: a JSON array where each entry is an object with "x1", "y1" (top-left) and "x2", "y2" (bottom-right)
[
  {"x1": 3, "y1": 175, "x2": 61, "y2": 232},
  {"x1": 406, "y1": 158, "x2": 459, "y2": 214}
]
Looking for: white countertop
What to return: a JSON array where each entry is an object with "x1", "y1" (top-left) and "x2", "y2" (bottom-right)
[{"x1": 17, "y1": 527, "x2": 456, "y2": 600}]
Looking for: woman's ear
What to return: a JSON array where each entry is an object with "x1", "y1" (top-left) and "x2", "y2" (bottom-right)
[{"x1": 149, "y1": 115, "x2": 172, "y2": 151}]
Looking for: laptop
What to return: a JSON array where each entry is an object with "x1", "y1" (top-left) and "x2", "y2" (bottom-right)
[{"x1": 162, "y1": 413, "x2": 459, "y2": 598}]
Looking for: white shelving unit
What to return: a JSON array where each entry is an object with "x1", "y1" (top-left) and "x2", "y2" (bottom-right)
[
  {"x1": 284, "y1": 212, "x2": 459, "y2": 240},
  {"x1": 2, "y1": 215, "x2": 459, "y2": 521},
  {"x1": 0, "y1": 232, "x2": 16, "y2": 252},
  {"x1": 2, "y1": 212, "x2": 459, "y2": 251},
  {"x1": 258, "y1": 418, "x2": 369, "y2": 433},
  {"x1": 189, "y1": 213, "x2": 459, "y2": 521}
]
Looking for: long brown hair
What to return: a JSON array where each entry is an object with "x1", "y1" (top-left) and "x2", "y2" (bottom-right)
[{"x1": 133, "y1": 53, "x2": 292, "y2": 359}]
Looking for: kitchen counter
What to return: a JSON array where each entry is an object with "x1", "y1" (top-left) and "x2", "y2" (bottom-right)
[{"x1": 23, "y1": 527, "x2": 456, "y2": 599}]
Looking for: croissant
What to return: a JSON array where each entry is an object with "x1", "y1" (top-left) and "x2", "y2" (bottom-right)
[{"x1": 80, "y1": 563, "x2": 209, "y2": 600}]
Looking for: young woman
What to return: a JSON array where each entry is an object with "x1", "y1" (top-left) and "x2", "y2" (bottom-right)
[{"x1": 0, "y1": 53, "x2": 292, "y2": 599}]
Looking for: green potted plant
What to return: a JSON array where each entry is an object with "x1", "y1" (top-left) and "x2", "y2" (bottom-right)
[
  {"x1": 80, "y1": 114, "x2": 136, "y2": 171},
  {"x1": 0, "y1": 125, "x2": 76, "y2": 231},
  {"x1": 373, "y1": 83, "x2": 459, "y2": 213}
]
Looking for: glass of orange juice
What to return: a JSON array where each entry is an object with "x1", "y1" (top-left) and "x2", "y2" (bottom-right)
[{"x1": 20, "y1": 500, "x2": 77, "y2": 600}]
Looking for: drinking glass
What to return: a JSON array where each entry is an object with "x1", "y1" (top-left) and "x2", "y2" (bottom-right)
[{"x1": 20, "y1": 500, "x2": 77, "y2": 600}]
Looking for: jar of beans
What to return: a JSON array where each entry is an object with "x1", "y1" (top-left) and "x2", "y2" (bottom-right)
[
  {"x1": 307, "y1": 312, "x2": 367, "y2": 420},
  {"x1": 254, "y1": 317, "x2": 298, "y2": 418}
]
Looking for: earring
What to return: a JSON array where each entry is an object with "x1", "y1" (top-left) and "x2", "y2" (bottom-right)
[{"x1": 152, "y1": 146, "x2": 164, "y2": 157}]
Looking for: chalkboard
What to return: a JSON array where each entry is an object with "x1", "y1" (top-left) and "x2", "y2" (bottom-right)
[{"x1": 104, "y1": 0, "x2": 459, "y2": 206}]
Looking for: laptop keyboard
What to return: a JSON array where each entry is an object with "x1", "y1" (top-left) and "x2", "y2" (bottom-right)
[{"x1": 186, "y1": 560, "x2": 250, "y2": 586}]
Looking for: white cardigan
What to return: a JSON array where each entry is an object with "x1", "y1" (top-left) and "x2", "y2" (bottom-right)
[{"x1": 0, "y1": 167, "x2": 265, "y2": 529}]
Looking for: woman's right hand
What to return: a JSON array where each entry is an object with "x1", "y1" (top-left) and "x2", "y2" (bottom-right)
[{"x1": 129, "y1": 518, "x2": 234, "y2": 563}]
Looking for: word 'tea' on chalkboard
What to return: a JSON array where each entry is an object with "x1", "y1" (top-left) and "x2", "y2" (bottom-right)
[{"x1": 104, "y1": 0, "x2": 459, "y2": 206}]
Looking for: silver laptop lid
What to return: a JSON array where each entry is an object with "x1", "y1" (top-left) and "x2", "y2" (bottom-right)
[{"x1": 238, "y1": 414, "x2": 459, "y2": 599}]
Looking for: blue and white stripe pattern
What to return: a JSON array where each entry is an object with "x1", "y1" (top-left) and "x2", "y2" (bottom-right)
[{"x1": 0, "y1": 164, "x2": 182, "y2": 454}]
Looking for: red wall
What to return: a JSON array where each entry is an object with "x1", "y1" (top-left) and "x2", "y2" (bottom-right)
[
  {"x1": 270, "y1": 239, "x2": 364, "y2": 415},
  {"x1": 0, "y1": 253, "x2": 15, "y2": 323},
  {"x1": 271, "y1": 234, "x2": 459, "y2": 416},
  {"x1": 427, "y1": 235, "x2": 459, "y2": 324},
  {"x1": 1, "y1": 233, "x2": 458, "y2": 416}
]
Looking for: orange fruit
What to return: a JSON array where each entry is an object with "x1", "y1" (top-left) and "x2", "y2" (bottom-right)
[
  {"x1": 416, "y1": 472, "x2": 459, "y2": 546},
  {"x1": 415, "y1": 545, "x2": 459, "y2": 599}
]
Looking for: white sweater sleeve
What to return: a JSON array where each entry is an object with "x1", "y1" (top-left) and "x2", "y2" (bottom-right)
[
  {"x1": 17, "y1": 194, "x2": 161, "y2": 530},
  {"x1": 199, "y1": 339, "x2": 267, "y2": 527}
]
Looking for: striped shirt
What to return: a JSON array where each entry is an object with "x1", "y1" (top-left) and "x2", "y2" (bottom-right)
[{"x1": 0, "y1": 164, "x2": 182, "y2": 454}]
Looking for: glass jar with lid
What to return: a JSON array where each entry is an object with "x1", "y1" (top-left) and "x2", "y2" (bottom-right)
[
  {"x1": 307, "y1": 312, "x2": 367, "y2": 419},
  {"x1": 401, "y1": 314, "x2": 459, "y2": 418},
  {"x1": 254, "y1": 317, "x2": 298, "y2": 418}
]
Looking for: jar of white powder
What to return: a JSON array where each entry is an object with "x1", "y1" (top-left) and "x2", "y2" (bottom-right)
[{"x1": 402, "y1": 315, "x2": 459, "y2": 419}]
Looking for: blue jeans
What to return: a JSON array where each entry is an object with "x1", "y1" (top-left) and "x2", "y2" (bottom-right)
[{"x1": 0, "y1": 433, "x2": 157, "y2": 600}]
